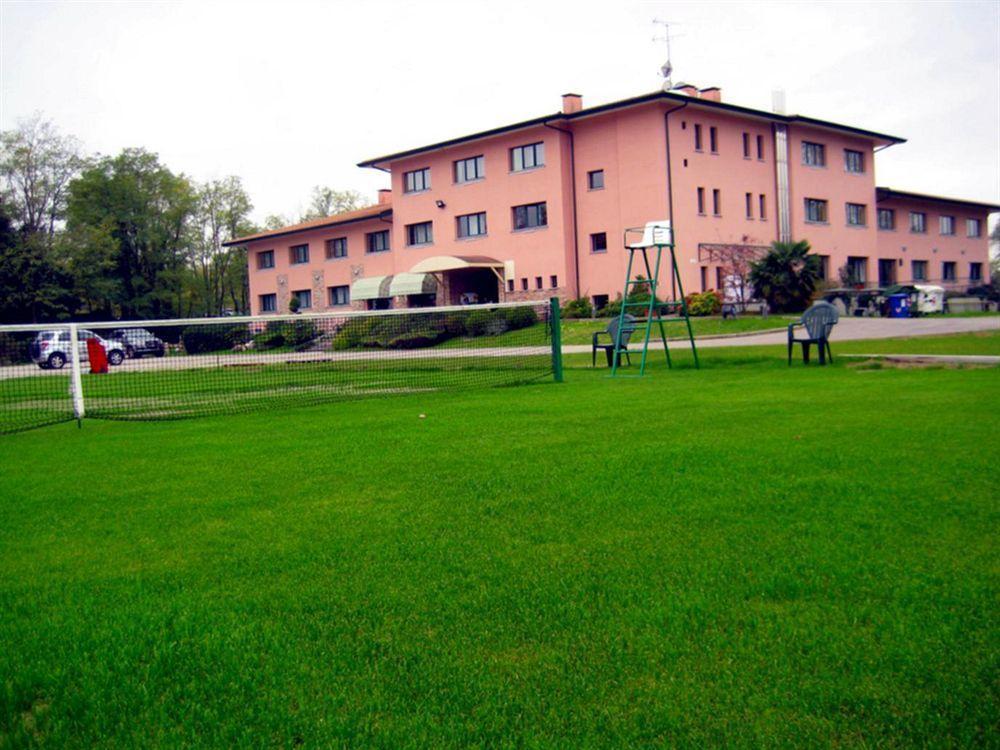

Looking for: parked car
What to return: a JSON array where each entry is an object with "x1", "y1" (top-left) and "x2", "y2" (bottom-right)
[
  {"x1": 109, "y1": 327, "x2": 166, "y2": 359},
  {"x1": 29, "y1": 329, "x2": 127, "y2": 370}
]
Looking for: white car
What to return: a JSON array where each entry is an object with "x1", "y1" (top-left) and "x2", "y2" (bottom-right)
[{"x1": 29, "y1": 329, "x2": 127, "y2": 370}]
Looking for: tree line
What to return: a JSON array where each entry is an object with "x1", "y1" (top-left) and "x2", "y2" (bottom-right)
[{"x1": 0, "y1": 115, "x2": 365, "y2": 324}]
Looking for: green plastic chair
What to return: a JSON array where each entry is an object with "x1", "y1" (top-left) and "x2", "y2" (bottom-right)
[
  {"x1": 788, "y1": 301, "x2": 839, "y2": 365},
  {"x1": 593, "y1": 315, "x2": 637, "y2": 367}
]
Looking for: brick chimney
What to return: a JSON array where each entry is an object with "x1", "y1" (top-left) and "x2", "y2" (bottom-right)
[
  {"x1": 562, "y1": 93, "x2": 583, "y2": 114},
  {"x1": 698, "y1": 87, "x2": 722, "y2": 102},
  {"x1": 672, "y1": 83, "x2": 700, "y2": 97},
  {"x1": 377, "y1": 188, "x2": 391, "y2": 205}
]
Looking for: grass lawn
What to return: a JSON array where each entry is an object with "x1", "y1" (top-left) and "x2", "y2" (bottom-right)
[
  {"x1": 837, "y1": 330, "x2": 1000, "y2": 356},
  {"x1": 1, "y1": 343, "x2": 997, "y2": 747},
  {"x1": 441, "y1": 315, "x2": 794, "y2": 348}
]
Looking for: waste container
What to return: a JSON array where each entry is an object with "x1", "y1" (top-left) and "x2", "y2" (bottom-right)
[{"x1": 888, "y1": 293, "x2": 910, "y2": 318}]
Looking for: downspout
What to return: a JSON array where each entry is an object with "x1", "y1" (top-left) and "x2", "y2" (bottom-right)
[
  {"x1": 663, "y1": 102, "x2": 688, "y2": 300},
  {"x1": 543, "y1": 120, "x2": 580, "y2": 298}
]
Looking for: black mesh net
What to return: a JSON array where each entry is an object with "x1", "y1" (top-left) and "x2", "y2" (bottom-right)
[{"x1": 0, "y1": 302, "x2": 554, "y2": 434}]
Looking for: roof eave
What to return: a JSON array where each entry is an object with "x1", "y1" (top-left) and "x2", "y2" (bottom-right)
[{"x1": 223, "y1": 208, "x2": 392, "y2": 246}]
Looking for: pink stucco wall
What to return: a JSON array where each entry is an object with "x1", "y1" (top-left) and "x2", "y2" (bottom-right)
[{"x1": 874, "y1": 195, "x2": 991, "y2": 288}]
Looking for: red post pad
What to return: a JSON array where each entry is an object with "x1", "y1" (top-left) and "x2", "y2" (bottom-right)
[{"x1": 86, "y1": 337, "x2": 108, "y2": 374}]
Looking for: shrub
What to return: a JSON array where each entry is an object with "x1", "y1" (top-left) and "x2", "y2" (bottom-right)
[
  {"x1": 0, "y1": 332, "x2": 31, "y2": 365},
  {"x1": 465, "y1": 309, "x2": 507, "y2": 337},
  {"x1": 561, "y1": 297, "x2": 593, "y2": 319},
  {"x1": 684, "y1": 290, "x2": 722, "y2": 316},
  {"x1": 600, "y1": 296, "x2": 624, "y2": 318},
  {"x1": 749, "y1": 240, "x2": 821, "y2": 313},
  {"x1": 181, "y1": 324, "x2": 250, "y2": 354},
  {"x1": 504, "y1": 306, "x2": 538, "y2": 330}
]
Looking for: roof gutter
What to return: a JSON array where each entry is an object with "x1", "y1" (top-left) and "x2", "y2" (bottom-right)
[{"x1": 543, "y1": 118, "x2": 581, "y2": 298}]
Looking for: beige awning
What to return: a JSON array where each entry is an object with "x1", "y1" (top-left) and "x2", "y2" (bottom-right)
[
  {"x1": 351, "y1": 275, "x2": 393, "y2": 300},
  {"x1": 408, "y1": 255, "x2": 504, "y2": 274},
  {"x1": 388, "y1": 273, "x2": 438, "y2": 297}
]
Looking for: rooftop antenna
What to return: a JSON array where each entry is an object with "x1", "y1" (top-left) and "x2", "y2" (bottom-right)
[{"x1": 652, "y1": 19, "x2": 679, "y2": 91}]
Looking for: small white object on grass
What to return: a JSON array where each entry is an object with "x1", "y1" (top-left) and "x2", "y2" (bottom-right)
[{"x1": 419, "y1": 413, "x2": 426, "y2": 419}]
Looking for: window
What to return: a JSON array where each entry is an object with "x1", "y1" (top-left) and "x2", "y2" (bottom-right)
[
  {"x1": 942, "y1": 261, "x2": 956, "y2": 281},
  {"x1": 756, "y1": 134, "x2": 764, "y2": 160},
  {"x1": 846, "y1": 203, "x2": 867, "y2": 226},
  {"x1": 510, "y1": 142, "x2": 544, "y2": 172},
  {"x1": 328, "y1": 285, "x2": 350, "y2": 306},
  {"x1": 909, "y1": 211, "x2": 927, "y2": 233},
  {"x1": 259, "y1": 293, "x2": 276, "y2": 313},
  {"x1": 697, "y1": 187, "x2": 706, "y2": 215},
  {"x1": 587, "y1": 170, "x2": 604, "y2": 190},
  {"x1": 818, "y1": 255, "x2": 830, "y2": 280},
  {"x1": 290, "y1": 244, "x2": 309, "y2": 264},
  {"x1": 742, "y1": 132, "x2": 750, "y2": 158},
  {"x1": 844, "y1": 149, "x2": 865, "y2": 174},
  {"x1": 512, "y1": 202, "x2": 547, "y2": 230},
  {"x1": 366, "y1": 230, "x2": 390, "y2": 253},
  {"x1": 759, "y1": 194, "x2": 767, "y2": 220},
  {"x1": 292, "y1": 289, "x2": 312, "y2": 309},
  {"x1": 712, "y1": 189, "x2": 721, "y2": 216},
  {"x1": 453, "y1": 155, "x2": 484, "y2": 183},
  {"x1": 700, "y1": 266, "x2": 708, "y2": 292},
  {"x1": 507, "y1": 279, "x2": 514, "y2": 292},
  {"x1": 804, "y1": 198, "x2": 828, "y2": 223},
  {"x1": 709, "y1": 126, "x2": 718, "y2": 153},
  {"x1": 520, "y1": 278, "x2": 528, "y2": 291},
  {"x1": 745, "y1": 192, "x2": 753, "y2": 219},
  {"x1": 967, "y1": 218, "x2": 982, "y2": 237},
  {"x1": 939, "y1": 215, "x2": 955, "y2": 235},
  {"x1": 877, "y1": 208, "x2": 896, "y2": 230},
  {"x1": 403, "y1": 167, "x2": 430, "y2": 193},
  {"x1": 457, "y1": 212, "x2": 487, "y2": 238},
  {"x1": 325, "y1": 237, "x2": 347, "y2": 259},
  {"x1": 590, "y1": 232, "x2": 607, "y2": 253},
  {"x1": 802, "y1": 141, "x2": 826, "y2": 167},
  {"x1": 550, "y1": 275, "x2": 558, "y2": 288},
  {"x1": 970, "y1": 262, "x2": 983, "y2": 282},
  {"x1": 406, "y1": 221, "x2": 433, "y2": 246},
  {"x1": 846, "y1": 256, "x2": 867, "y2": 284},
  {"x1": 257, "y1": 250, "x2": 274, "y2": 269},
  {"x1": 911, "y1": 260, "x2": 927, "y2": 281},
  {"x1": 694, "y1": 124, "x2": 703, "y2": 151},
  {"x1": 592, "y1": 294, "x2": 609, "y2": 312}
]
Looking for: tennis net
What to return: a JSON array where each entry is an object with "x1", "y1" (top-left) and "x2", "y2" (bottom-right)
[{"x1": 0, "y1": 300, "x2": 558, "y2": 434}]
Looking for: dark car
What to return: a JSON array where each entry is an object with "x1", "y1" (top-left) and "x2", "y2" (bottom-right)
[{"x1": 109, "y1": 328, "x2": 166, "y2": 359}]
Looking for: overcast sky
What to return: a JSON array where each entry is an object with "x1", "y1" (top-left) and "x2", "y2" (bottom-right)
[{"x1": 2, "y1": 0, "x2": 998, "y2": 227}]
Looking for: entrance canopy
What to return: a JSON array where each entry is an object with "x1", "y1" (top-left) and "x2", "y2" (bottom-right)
[
  {"x1": 351, "y1": 275, "x2": 393, "y2": 300},
  {"x1": 388, "y1": 273, "x2": 437, "y2": 297},
  {"x1": 408, "y1": 255, "x2": 504, "y2": 274}
]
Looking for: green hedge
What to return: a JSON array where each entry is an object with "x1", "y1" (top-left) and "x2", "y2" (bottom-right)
[
  {"x1": 330, "y1": 306, "x2": 539, "y2": 350},
  {"x1": 181, "y1": 324, "x2": 250, "y2": 355}
]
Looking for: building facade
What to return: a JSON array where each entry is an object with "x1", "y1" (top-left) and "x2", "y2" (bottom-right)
[{"x1": 230, "y1": 86, "x2": 997, "y2": 315}]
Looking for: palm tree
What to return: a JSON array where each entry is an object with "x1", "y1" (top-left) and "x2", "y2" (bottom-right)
[{"x1": 749, "y1": 240, "x2": 822, "y2": 313}]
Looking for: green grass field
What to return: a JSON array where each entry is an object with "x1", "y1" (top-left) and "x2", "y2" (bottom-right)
[{"x1": 1, "y1": 338, "x2": 998, "y2": 747}]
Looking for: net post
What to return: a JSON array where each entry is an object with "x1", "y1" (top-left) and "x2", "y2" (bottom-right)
[
  {"x1": 549, "y1": 297, "x2": 564, "y2": 383},
  {"x1": 68, "y1": 323, "x2": 85, "y2": 424}
]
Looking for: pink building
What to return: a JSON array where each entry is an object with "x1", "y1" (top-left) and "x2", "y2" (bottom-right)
[{"x1": 229, "y1": 86, "x2": 998, "y2": 315}]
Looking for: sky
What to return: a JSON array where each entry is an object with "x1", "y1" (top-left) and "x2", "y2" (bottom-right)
[{"x1": 2, "y1": 0, "x2": 998, "y2": 228}]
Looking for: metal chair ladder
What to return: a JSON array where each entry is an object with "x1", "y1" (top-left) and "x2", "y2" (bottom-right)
[{"x1": 610, "y1": 221, "x2": 699, "y2": 376}]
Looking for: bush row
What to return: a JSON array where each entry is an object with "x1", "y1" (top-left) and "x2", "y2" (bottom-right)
[{"x1": 331, "y1": 306, "x2": 538, "y2": 350}]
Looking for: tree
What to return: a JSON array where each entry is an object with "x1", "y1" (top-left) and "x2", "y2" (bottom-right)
[
  {"x1": 67, "y1": 148, "x2": 197, "y2": 319},
  {"x1": 0, "y1": 114, "x2": 84, "y2": 241},
  {"x1": 300, "y1": 186, "x2": 364, "y2": 221},
  {"x1": 749, "y1": 240, "x2": 822, "y2": 313},
  {"x1": 188, "y1": 176, "x2": 254, "y2": 316}
]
